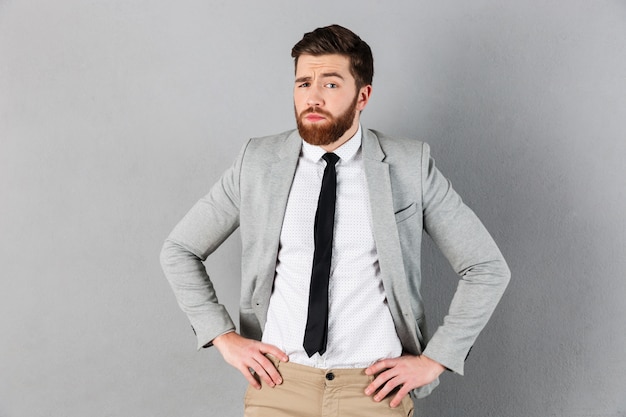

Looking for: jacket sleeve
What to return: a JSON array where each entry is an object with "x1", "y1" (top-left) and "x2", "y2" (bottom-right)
[
  {"x1": 159, "y1": 141, "x2": 249, "y2": 350},
  {"x1": 420, "y1": 142, "x2": 511, "y2": 375}
]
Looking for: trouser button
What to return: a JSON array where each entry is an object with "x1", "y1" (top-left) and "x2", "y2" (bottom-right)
[{"x1": 325, "y1": 372, "x2": 335, "y2": 381}]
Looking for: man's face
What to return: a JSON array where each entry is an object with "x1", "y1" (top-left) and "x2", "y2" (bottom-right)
[{"x1": 294, "y1": 54, "x2": 371, "y2": 150}]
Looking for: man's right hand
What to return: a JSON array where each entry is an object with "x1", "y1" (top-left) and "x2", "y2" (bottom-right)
[{"x1": 212, "y1": 331, "x2": 289, "y2": 389}]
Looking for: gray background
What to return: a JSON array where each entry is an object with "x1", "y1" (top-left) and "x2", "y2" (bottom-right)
[{"x1": 1, "y1": 1, "x2": 625, "y2": 416}]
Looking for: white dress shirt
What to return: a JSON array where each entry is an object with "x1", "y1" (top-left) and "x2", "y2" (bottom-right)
[{"x1": 262, "y1": 126, "x2": 402, "y2": 369}]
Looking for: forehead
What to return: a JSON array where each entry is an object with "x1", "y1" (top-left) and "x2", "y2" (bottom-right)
[{"x1": 295, "y1": 54, "x2": 352, "y2": 77}]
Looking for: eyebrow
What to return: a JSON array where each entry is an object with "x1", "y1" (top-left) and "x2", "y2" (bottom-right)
[{"x1": 295, "y1": 72, "x2": 345, "y2": 83}]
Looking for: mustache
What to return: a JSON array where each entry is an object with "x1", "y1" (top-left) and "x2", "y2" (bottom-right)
[{"x1": 300, "y1": 107, "x2": 332, "y2": 118}]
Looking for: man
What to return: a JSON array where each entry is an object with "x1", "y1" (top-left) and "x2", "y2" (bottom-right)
[{"x1": 160, "y1": 25, "x2": 510, "y2": 417}]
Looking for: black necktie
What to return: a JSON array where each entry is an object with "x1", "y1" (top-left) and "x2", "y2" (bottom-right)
[{"x1": 303, "y1": 152, "x2": 340, "y2": 357}]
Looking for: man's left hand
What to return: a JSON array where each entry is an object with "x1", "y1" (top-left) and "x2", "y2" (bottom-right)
[{"x1": 364, "y1": 354, "x2": 445, "y2": 408}]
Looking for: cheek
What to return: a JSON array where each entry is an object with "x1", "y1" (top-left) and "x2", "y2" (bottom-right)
[
  {"x1": 294, "y1": 103, "x2": 305, "y2": 117},
  {"x1": 293, "y1": 93, "x2": 306, "y2": 112}
]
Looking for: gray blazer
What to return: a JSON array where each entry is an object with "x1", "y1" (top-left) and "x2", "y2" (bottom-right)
[{"x1": 160, "y1": 128, "x2": 510, "y2": 398}]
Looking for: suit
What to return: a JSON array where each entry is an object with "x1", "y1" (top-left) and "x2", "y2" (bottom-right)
[{"x1": 160, "y1": 128, "x2": 510, "y2": 398}]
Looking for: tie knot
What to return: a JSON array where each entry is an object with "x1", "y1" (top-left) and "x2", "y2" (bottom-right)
[{"x1": 322, "y1": 152, "x2": 340, "y2": 166}]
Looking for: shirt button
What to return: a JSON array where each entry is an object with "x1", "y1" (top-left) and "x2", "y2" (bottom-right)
[{"x1": 325, "y1": 372, "x2": 335, "y2": 381}]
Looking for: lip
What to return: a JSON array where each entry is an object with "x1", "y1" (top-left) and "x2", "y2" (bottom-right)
[{"x1": 305, "y1": 114, "x2": 326, "y2": 122}]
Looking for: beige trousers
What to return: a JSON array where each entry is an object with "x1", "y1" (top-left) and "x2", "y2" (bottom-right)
[{"x1": 244, "y1": 356, "x2": 414, "y2": 417}]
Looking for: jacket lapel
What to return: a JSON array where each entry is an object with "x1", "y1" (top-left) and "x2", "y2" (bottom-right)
[
  {"x1": 362, "y1": 129, "x2": 420, "y2": 352},
  {"x1": 254, "y1": 131, "x2": 302, "y2": 326}
]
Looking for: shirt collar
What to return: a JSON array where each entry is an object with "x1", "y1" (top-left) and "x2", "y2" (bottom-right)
[{"x1": 301, "y1": 124, "x2": 362, "y2": 164}]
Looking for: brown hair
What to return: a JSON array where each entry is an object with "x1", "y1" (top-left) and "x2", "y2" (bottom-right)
[{"x1": 291, "y1": 24, "x2": 374, "y2": 89}]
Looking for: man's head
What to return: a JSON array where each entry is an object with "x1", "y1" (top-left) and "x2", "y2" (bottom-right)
[
  {"x1": 292, "y1": 25, "x2": 374, "y2": 150},
  {"x1": 291, "y1": 24, "x2": 373, "y2": 90}
]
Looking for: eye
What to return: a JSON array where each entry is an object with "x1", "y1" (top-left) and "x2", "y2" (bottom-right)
[
  {"x1": 325, "y1": 83, "x2": 338, "y2": 88},
  {"x1": 298, "y1": 82, "x2": 310, "y2": 88}
]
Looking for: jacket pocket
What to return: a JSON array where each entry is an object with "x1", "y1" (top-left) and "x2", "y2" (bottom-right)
[{"x1": 394, "y1": 202, "x2": 418, "y2": 224}]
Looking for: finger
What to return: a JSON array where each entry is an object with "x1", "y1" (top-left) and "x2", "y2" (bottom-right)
[
  {"x1": 389, "y1": 387, "x2": 411, "y2": 408},
  {"x1": 246, "y1": 357, "x2": 278, "y2": 388},
  {"x1": 365, "y1": 368, "x2": 395, "y2": 396},
  {"x1": 259, "y1": 343, "x2": 289, "y2": 362},
  {"x1": 365, "y1": 358, "x2": 395, "y2": 375},
  {"x1": 239, "y1": 365, "x2": 262, "y2": 390},
  {"x1": 372, "y1": 376, "x2": 401, "y2": 403},
  {"x1": 254, "y1": 353, "x2": 283, "y2": 385}
]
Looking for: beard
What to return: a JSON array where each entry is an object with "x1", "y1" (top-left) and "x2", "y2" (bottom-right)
[{"x1": 295, "y1": 95, "x2": 358, "y2": 147}]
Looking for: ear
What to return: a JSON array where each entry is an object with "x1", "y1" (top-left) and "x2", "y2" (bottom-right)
[{"x1": 356, "y1": 85, "x2": 373, "y2": 111}]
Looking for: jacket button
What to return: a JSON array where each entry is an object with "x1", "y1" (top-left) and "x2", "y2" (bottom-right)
[{"x1": 325, "y1": 372, "x2": 335, "y2": 381}]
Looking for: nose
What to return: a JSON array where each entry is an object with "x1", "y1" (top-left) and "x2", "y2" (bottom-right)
[{"x1": 306, "y1": 85, "x2": 324, "y2": 107}]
